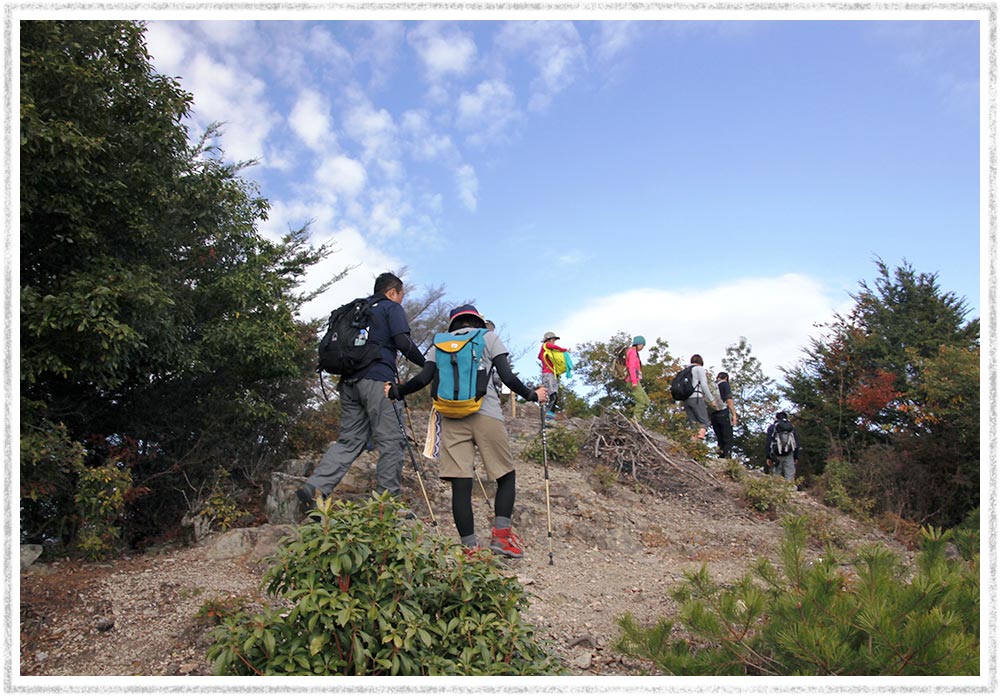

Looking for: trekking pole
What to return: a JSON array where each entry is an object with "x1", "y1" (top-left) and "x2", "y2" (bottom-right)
[
  {"x1": 540, "y1": 406, "x2": 554, "y2": 566},
  {"x1": 391, "y1": 399, "x2": 437, "y2": 527},
  {"x1": 475, "y1": 468, "x2": 492, "y2": 508}
]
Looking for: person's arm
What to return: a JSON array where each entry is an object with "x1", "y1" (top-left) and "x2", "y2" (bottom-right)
[
  {"x1": 493, "y1": 354, "x2": 544, "y2": 402},
  {"x1": 392, "y1": 333, "x2": 426, "y2": 367},
  {"x1": 697, "y1": 368, "x2": 717, "y2": 409},
  {"x1": 764, "y1": 425, "x2": 773, "y2": 462},
  {"x1": 720, "y1": 381, "x2": 737, "y2": 422},
  {"x1": 387, "y1": 361, "x2": 435, "y2": 400}
]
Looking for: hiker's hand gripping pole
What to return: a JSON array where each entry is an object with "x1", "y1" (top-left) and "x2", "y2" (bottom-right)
[{"x1": 540, "y1": 404, "x2": 554, "y2": 566}]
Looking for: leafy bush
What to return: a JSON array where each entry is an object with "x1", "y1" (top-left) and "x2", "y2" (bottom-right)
[
  {"x1": 723, "y1": 459, "x2": 746, "y2": 482},
  {"x1": 522, "y1": 425, "x2": 581, "y2": 465},
  {"x1": 815, "y1": 458, "x2": 875, "y2": 518},
  {"x1": 615, "y1": 517, "x2": 979, "y2": 675},
  {"x1": 20, "y1": 401, "x2": 86, "y2": 545},
  {"x1": 74, "y1": 462, "x2": 133, "y2": 560},
  {"x1": 742, "y1": 475, "x2": 794, "y2": 514},
  {"x1": 206, "y1": 494, "x2": 561, "y2": 675}
]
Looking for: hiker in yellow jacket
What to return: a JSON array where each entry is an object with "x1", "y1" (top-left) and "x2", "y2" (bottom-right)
[{"x1": 538, "y1": 332, "x2": 569, "y2": 421}]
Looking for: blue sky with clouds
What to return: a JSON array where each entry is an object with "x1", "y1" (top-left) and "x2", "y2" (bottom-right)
[{"x1": 139, "y1": 10, "x2": 984, "y2": 386}]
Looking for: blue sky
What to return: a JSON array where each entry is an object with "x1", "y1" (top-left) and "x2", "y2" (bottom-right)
[{"x1": 137, "y1": 9, "x2": 984, "y2": 387}]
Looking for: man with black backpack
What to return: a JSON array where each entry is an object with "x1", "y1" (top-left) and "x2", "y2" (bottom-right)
[
  {"x1": 674, "y1": 354, "x2": 719, "y2": 442},
  {"x1": 765, "y1": 412, "x2": 800, "y2": 481},
  {"x1": 298, "y1": 272, "x2": 427, "y2": 509}
]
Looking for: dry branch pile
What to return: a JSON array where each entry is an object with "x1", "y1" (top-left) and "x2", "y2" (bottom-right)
[{"x1": 584, "y1": 411, "x2": 718, "y2": 494}]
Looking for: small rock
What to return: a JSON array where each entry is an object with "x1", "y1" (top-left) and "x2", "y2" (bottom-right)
[
  {"x1": 35, "y1": 652, "x2": 47, "y2": 663},
  {"x1": 572, "y1": 652, "x2": 593, "y2": 670},
  {"x1": 96, "y1": 617, "x2": 115, "y2": 632}
]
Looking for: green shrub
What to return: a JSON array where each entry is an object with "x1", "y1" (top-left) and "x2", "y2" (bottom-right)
[
  {"x1": 815, "y1": 458, "x2": 875, "y2": 518},
  {"x1": 742, "y1": 474, "x2": 794, "y2": 514},
  {"x1": 615, "y1": 517, "x2": 980, "y2": 675},
  {"x1": 723, "y1": 459, "x2": 746, "y2": 482},
  {"x1": 206, "y1": 494, "x2": 561, "y2": 675},
  {"x1": 74, "y1": 461, "x2": 133, "y2": 560},
  {"x1": 522, "y1": 425, "x2": 581, "y2": 465},
  {"x1": 591, "y1": 464, "x2": 618, "y2": 493}
]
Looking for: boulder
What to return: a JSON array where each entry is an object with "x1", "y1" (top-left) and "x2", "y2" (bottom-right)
[
  {"x1": 20, "y1": 544, "x2": 43, "y2": 571},
  {"x1": 266, "y1": 471, "x2": 309, "y2": 525},
  {"x1": 202, "y1": 524, "x2": 296, "y2": 561}
]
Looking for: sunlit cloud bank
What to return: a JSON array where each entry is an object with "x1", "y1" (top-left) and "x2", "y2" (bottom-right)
[{"x1": 555, "y1": 274, "x2": 855, "y2": 384}]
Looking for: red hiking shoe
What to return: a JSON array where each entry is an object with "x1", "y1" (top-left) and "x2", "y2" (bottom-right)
[{"x1": 490, "y1": 527, "x2": 524, "y2": 558}]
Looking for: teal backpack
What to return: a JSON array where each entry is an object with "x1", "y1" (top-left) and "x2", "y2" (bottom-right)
[{"x1": 432, "y1": 328, "x2": 492, "y2": 418}]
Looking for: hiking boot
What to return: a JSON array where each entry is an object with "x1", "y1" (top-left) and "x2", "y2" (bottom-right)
[
  {"x1": 296, "y1": 483, "x2": 319, "y2": 511},
  {"x1": 490, "y1": 527, "x2": 524, "y2": 558}
]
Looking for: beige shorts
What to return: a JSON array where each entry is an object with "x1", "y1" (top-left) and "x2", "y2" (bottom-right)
[{"x1": 438, "y1": 413, "x2": 515, "y2": 480}]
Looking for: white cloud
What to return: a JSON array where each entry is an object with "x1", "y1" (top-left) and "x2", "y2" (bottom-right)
[
  {"x1": 408, "y1": 22, "x2": 478, "y2": 81},
  {"x1": 176, "y1": 51, "x2": 279, "y2": 164},
  {"x1": 315, "y1": 155, "x2": 367, "y2": 199},
  {"x1": 145, "y1": 22, "x2": 190, "y2": 76},
  {"x1": 368, "y1": 186, "x2": 410, "y2": 238},
  {"x1": 456, "y1": 79, "x2": 520, "y2": 146},
  {"x1": 594, "y1": 21, "x2": 639, "y2": 66},
  {"x1": 496, "y1": 21, "x2": 586, "y2": 112},
  {"x1": 401, "y1": 109, "x2": 459, "y2": 162},
  {"x1": 289, "y1": 89, "x2": 334, "y2": 151},
  {"x1": 195, "y1": 20, "x2": 250, "y2": 47},
  {"x1": 297, "y1": 226, "x2": 404, "y2": 322},
  {"x1": 343, "y1": 91, "x2": 402, "y2": 177},
  {"x1": 455, "y1": 164, "x2": 478, "y2": 212},
  {"x1": 556, "y1": 274, "x2": 854, "y2": 384}
]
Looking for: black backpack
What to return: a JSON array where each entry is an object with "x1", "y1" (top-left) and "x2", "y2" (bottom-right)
[
  {"x1": 670, "y1": 365, "x2": 696, "y2": 401},
  {"x1": 317, "y1": 297, "x2": 381, "y2": 376},
  {"x1": 771, "y1": 420, "x2": 796, "y2": 457}
]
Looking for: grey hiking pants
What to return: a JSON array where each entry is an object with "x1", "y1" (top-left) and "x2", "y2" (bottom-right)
[
  {"x1": 773, "y1": 453, "x2": 796, "y2": 481},
  {"x1": 307, "y1": 378, "x2": 406, "y2": 496}
]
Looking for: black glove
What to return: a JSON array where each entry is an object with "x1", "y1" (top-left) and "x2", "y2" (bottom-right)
[{"x1": 386, "y1": 382, "x2": 402, "y2": 401}]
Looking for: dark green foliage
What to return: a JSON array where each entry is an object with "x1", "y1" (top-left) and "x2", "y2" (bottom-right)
[
  {"x1": 783, "y1": 259, "x2": 979, "y2": 527},
  {"x1": 616, "y1": 517, "x2": 979, "y2": 676},
  {"x1": 522, "y1": 424, "x2": 582, "y2": 464},
  {"x1": 20, "y1": 20, "x2": 334, "y2": 548},
  {"x1": 207, "y1": 495, "x2": 561, "y2": 675}
]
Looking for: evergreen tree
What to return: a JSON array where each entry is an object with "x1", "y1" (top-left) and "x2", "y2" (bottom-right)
[
  {"x1": 721, "y1": 337, "x2": 781, "y2": 466},
  {"x1": 782, "y1": 260, "x2": 979, "y2": 525},
  {"x1": 616, "y1": 517, "x2": 979, "y2": 676},
  {"x1": 20, "y1": 20, "x2": 336, "y2": 550}
]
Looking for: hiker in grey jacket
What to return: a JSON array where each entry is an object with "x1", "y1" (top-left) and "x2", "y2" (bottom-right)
[
  {"x1": 683, "y1": 354, "x2": 719, "y2": 442},
  {"x1": 765, "y1": 412, "x2": 800, "y2": 480}
]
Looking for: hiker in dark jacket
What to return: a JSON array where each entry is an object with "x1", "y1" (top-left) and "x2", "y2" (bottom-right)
[
  {"x1": 709, "y1": 371, "x2": 738, "y2": 458},
  {"x1": 296, "y1": 272, "x2": 426, "y2": 509},
  {"x1": 765, "y1": 412, "x2": 800, "y2": 480},
  {"x1": 386, "y1": 305, "x2": 547, "y2": 558}
]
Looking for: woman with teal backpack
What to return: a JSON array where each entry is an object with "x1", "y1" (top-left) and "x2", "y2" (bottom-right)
[{"x1": 386, "y1": 305, "x2": 547, "y2": 558}]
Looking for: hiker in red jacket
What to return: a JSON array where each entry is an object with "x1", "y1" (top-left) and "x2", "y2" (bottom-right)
[{"x1": 538, "y1": 332, "x2": 568, "y2": 421}]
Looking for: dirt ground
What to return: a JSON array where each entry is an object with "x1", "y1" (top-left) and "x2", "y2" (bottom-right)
[{"x1": 19, "y1": 407, "x2": 909, "y2": 677}]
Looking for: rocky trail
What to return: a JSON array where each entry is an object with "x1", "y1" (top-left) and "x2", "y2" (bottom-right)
[{"x1": 19, "y1": 405, "x2": 910, "y2": 677}]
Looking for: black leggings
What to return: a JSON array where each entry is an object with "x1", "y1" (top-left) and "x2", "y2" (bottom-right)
[{"x1": 450, "y1": 470, "x2": 516, "y2": 537}]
